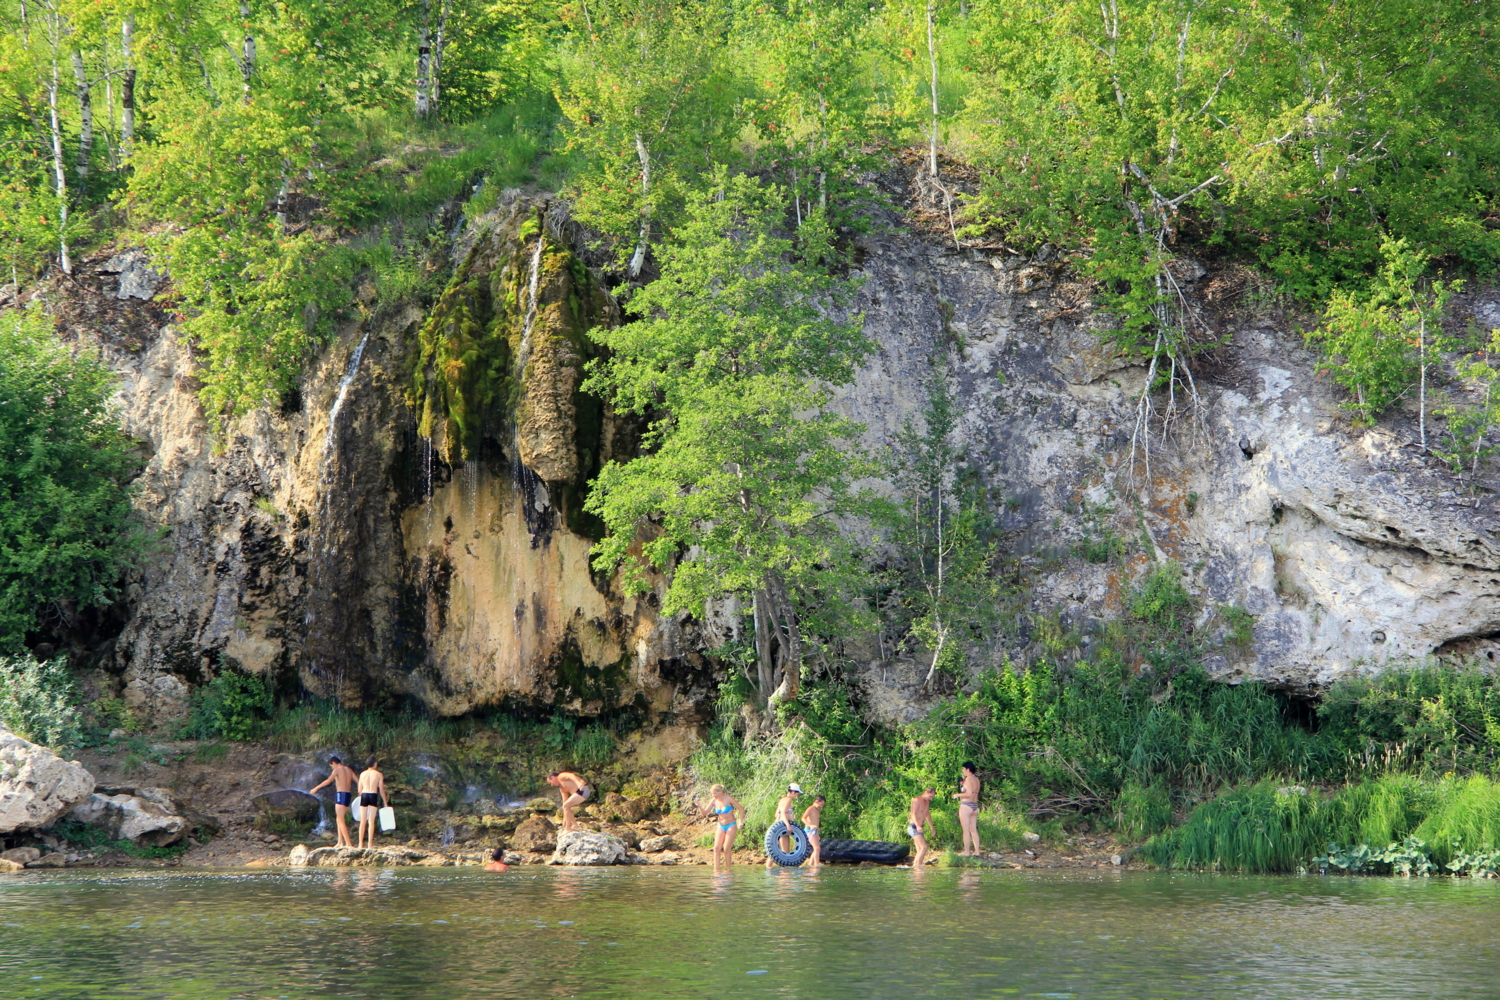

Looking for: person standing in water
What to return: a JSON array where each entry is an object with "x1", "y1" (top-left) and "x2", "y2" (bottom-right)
[
  {"x1": 309, "y1": 755, "x2": 358, "y2": 848},
  {"x1": 955, "y1": 761, "x2": 982, "y2": 856},
  {"x1": 765, "y1": 783, "x2": 803, "y2": 868},
  {"x1": 801, "y1": 794, "x2": 826, "y2": 869},
  {"x1": 546, "y1": 771, "x2": 590, "y2": 831},
  {"x1": 707, "y1": 784, "x2": 745, "y2": 872},
  {"x1": 484, "y1": 847, "x2": 510, "y2": 872},
  {"x1": 908, "y1": 787, "x2": 936, "y2": 868},
  {"x1": 356, "y1": 757, "x2": 388, "y2": 849}
]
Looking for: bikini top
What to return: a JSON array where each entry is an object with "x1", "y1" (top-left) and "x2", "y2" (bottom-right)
[{"x1": 713, "y1": 801, "x2": 734, "y2": 815}]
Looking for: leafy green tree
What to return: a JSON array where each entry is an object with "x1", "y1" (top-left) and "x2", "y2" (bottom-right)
[
  {"x1": 584, "y1": 171, "x2": 881, "y2": 721},
  {"x1": 887, "y1": 359, "x2": 1006, "y2": 687},
  {"x1": 0, "y1": 312, "x2": 141, "y2": 651},
  {"x1": 0, "y1": 653, "x2": 82, "y2": 750},
  {"x1": 555, "y1": 0, "x2": 741, "y2": 279},
  {"x1": 1434, "y1": 328, "x2": 1500, "y2": 489},
  {"x1": 1308, "y1": 239, "x2": 1457, "y2": 431}
]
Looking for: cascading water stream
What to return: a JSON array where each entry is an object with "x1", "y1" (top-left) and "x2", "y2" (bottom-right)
[
  {"x1": 516, "y1": 231, "x2": 545, "y2": 371},
  {"x1": 320, "y1": 331, "x2": 371, "y2": 478}
]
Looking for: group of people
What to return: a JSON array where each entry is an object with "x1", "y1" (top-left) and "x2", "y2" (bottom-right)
[
  {"x1": 309, "y1": 755, "x2": 389, "y2": 849},
  {"x1": 307, "y1": 753, "x2": 984, "y2": 871},
  {"x1": 705, "y1": 761, "x2": 984, "y2": 870}
]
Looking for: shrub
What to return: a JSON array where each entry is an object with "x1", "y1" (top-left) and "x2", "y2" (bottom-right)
[
  {"x1": 0, "y1": 654, "x2": 82, "y2": 751},
  {"x1": 179, "y1": 669, "x2": 274, "y2": 742}
]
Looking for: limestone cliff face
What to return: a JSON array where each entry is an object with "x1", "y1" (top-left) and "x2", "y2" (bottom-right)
[
  {"x1": 72, "y1": 186, "x2": 1500, "y2": 725},
  {"x1": 80, "y1": 196, "x2": 712, "y2": 726},
  {"x1": 837, "y1": 223, "x2": 1500, "y2": 707}
]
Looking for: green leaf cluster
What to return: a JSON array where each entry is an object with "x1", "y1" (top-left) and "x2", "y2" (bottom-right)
[{"x1": 0, "y1": 653, "x2": 82, "y2": 751}]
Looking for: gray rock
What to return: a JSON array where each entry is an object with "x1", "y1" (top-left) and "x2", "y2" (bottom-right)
[
  {"x1": 639, "y1": 835, "x2": 675, "y2": 853},
  {"x1": 288, "y1": 844, "x2": 310, "y2": 866},
  {"x1": 0, "y1": 730, "x2": 95, "y2": 834},
  {"x1": 548, "y1": 830, "x2": 627, "y2": 866},
  {"x1": 25, "y1": 852, "x2": 66, "y2": 868},
  {"x1": 303, "y1": 846, "x2": 432, "y2": 867},
  {"x1": 69, "y1": 788, "x2": 188, "y2": 847},
  {"x1": 1, "y1": 847, "x2": 41, "y2": 865},
  {"x1": 251, "y1": 789, "x2": 322, "y2": 828},
  {"x1": 102, "y1": 249, "x2": 164, "y2": 301}
]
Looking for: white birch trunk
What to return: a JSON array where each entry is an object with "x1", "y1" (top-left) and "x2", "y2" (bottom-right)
[
  {"x1": 46, "y1": 39, "x2": 72, "y2": 275},
  {"x1": 121, "y1": 15, "x2": 135, "y2": 159},
  {"x1": 926, "y1": 0, "x2": 939, "y2": 178},
  {"x1": 239, "y1": 1, "x2": 255, "y2": 102},
  {"x1": 415, "y1": 0, "x2": 431, "y2": 118},
  {"x1": 627, "y1": 132, "x2": 652, "y2": 279},
  {"x1": 431, "y1": 0, "x2": 451, "y2": 115},
  {"x1": 70, "y1": 48, "x2": 92, "y2": 186}
]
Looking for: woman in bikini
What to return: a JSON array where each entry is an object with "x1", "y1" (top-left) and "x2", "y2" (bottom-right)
[
  {"x1": 954, "y1": 761, "x2": 982, "y2": 856},
  {"x1": 708, "y1": 784, "x2": 745, "y2": 872}
]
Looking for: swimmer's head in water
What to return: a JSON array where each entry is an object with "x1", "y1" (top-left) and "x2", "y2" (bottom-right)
[{"x1": 491, "y1": 847, "x2": 505, "y2": 862}]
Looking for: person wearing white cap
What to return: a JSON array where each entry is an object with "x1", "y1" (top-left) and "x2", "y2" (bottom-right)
[{"x1": 765, "y1": 783, "x2": 803, "y2": 869}]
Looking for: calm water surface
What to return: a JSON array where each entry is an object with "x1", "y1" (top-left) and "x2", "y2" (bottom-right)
[{"x1": 2, "y1": 866, "x2": 1498, "y2": 999}]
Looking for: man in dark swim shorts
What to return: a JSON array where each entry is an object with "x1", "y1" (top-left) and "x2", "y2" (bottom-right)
[
  {"x1": 547, "y1": 771, "x2": 590, "y2": 831},
  {"x1": 356, "y1": 757, "x2": 388, "y2": 849},
  {"x1": 309, "y1": 755, "x2": 358, "y2": 847}
]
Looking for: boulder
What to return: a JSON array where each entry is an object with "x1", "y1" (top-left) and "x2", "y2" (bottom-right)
[
  {"x1": 601, "y1": 822, "x2": 639, "y2": 849},
  {"x1": 604, "y1": 793, "x2": 654, "y2": 823},
  {"x1": 102, "y1": 249, "x2": 164, "y2": 301},
  {"x1": 26, "y1": 852, "x2": 66, "y2": 868},
  {"x1": 1, "y1": 846, "x2": 41, "y2": 865},
  {"x1": 302, "y1": 846, "x2": 433, "y2": 867},
  {"x1": 251, "y1": 788, "x2": 322, "y2": 829},
  {"x1": 69, "y1": 788, "x2": 189, "y2": 847},
  {"x1": 525, "y1": 797, "x2": 558, "y2": 814},
  {"x1": 0, "y1": 857, "x2": 24, "y2": 872},
  {"x1": 288, "y1": 844, "x2": 310, "y2": 867},
  {"x1": 510, "y1": 815, "x2": 556, "y2": 854},
  {"x1": 548, "y1": 829, "x2": 626, "y2": 866},
  {"x1": 0, "y1": 729, "x2": 95, "y2": 834},
  {"x1": 639, "y1": 835, "x2": 675, "y2": 853}
]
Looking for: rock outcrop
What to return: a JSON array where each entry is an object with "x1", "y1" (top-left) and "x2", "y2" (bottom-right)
[
  {"x1": 509, "y1": 814, "x2": 557, "y2": 854},
  {"x1": 250, "y1": 789, "x2": 323, "y2": 828},
  {"x1": 52, "y1": 177, "x2": 1500, "y2": 721},
  {"x1": 69, "y1": 786, "x2": 193, "y2": 846},
  {"x1": 548, "y1": 829, "x2": 627, "y2": 866},
  {"x1": 0, "y1": 729, "x2": 94, "y2": 834}
]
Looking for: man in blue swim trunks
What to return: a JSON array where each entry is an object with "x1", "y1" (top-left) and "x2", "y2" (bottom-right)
[{"x1": 309, "y1": 755, "x2": 358, "y2": 848}]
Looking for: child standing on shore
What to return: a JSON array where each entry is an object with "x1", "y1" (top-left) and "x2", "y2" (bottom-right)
[{"x1": 800, "y1": 794, "x2": 825, "y2": 869}]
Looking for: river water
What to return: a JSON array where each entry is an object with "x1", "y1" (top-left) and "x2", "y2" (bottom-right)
[{"x1": 3, "y1": 867, "x2": 1498, "y2": 999}]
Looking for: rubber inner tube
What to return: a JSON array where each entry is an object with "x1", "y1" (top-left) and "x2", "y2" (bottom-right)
[
  {"x1": 817, "y1": 839, "x2": 910, "y2": 865},
  {"x1": 763, "y1": 821, "x2": 811, "y2": 867}
]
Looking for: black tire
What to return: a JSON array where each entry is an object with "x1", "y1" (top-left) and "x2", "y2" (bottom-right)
[
  {"x1": 817, "y1": 839, "x2": 910, "y2": 865},
  {"x1": 763, "y1": 821, "x2": 811, "y2": 867}
]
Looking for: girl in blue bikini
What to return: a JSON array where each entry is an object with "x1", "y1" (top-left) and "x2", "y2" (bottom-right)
[{"x1": 708, "y1": 784, "x2": 745, "y2": 872}]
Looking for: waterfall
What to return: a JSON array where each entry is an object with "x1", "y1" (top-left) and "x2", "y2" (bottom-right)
[
  {"x1": 516, "y1": 233, "x2": 545, "y2": 369},
  {"x1": 321, "y1": 332, "x2": 370, "y2": 471}
]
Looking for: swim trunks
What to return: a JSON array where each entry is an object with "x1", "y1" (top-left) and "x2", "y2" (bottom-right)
[
  {"x1": 335, "y1": 791, "x2": 352, "y2": 807},
  {"x1": 907, "y1": 822, "x2": 922, "y2": 838},
  {"x1": 805, "y1": 827, "x2": 819, "y2": 837},
  {"x1": 360, "y1": 792, "x2": 380, "y2": 808},
  {"x1": 570, "y1": 786, "x2": 590, "y2": 801}
]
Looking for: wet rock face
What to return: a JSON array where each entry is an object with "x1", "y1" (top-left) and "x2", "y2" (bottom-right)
[{"x1": 84, "y1": 195, "x2": 716, "y2": 723}]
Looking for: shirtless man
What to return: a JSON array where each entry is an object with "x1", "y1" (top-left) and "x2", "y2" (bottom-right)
[
  {"x1": 546, "y1": 771, "x2": 590, "y2": 832},
  {"x1": 356, "y1": 757, "x2": 388, "y2": 849},
  {"x1": 484, "y1": 847, "x2": 510, "y2": 872},
  {"x1": 954, "y1": 761, "x2": 983, "y2": 856},
  {"x1": 908, "y1": 787, "x2": 936, "y2": 868},
  {"x1": 309, "y1": 755, "x2": 358, "y2": 848},
  {"x1": 801, "y1": 794, "x2": 826, "y2": 869},
  {"x1": 765, "y1": 783, "x2": 803, "y2": 868}
]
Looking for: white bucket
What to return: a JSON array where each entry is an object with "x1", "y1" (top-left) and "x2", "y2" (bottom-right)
[{"x1": 379, "y1": 806, "x2": 396, "y2": 832}]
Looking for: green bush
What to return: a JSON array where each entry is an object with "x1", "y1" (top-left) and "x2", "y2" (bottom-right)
[
  {"x1": 179, "y1": 669, "x2": 274, "y2": 742},
  {"x1": 0, "y1": 654, "x2": 82, "y2": 751},
  {"x1": 0, "y1": 314, "x2": 142, "y2": 651}
]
